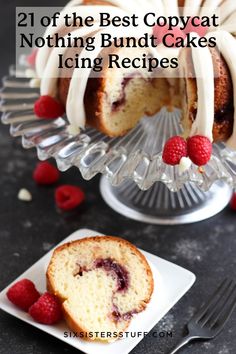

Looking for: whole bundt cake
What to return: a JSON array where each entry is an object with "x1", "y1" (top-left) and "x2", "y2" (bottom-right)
[{"x1": 33, "y1": 0, "x2": 236, "y2": 150}]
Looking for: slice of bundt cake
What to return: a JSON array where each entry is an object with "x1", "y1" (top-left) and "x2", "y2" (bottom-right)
[{"x1": 47, "y1": 236, "x2": 154, "y2": 342}]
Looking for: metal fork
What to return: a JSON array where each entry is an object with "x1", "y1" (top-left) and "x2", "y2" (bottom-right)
[{"x1": 169, "y1": 278, "x2": 236, "y2": 354}]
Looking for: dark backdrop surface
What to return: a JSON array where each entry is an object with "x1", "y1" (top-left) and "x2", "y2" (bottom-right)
[{"x1": 0, "y1": 1, "x2": 236, "y2": 353}]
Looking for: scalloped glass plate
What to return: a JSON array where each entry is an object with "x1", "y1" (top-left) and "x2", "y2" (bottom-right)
[{"x1": 1, "y1": 64, "x2": 236, "y2": 192}]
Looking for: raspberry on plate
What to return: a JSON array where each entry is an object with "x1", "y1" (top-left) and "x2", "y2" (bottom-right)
[
  {"x1": 33, "y1": 161, "x2": 60, "y2": 185},
  {"x1": 162, "y1": 136, "x2": 188, "y2": 165},
  {"x1": 29, "y1": 292, "x2": 62, "y2": 325},
  {"x1": 34, "y1": 95, "x2": 65, "y2": 119},
  {"x1": 7, "y1": 279, "x2": 40, "y2": 311},
  {"x1": 55, "y1": 185, "x2": 85, "y2": 211},
  {"x1": 187, "y1": 135, "x2": 212, "y2": 166}
]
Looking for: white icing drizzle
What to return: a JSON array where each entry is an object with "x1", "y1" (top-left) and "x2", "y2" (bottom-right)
[
  {"x1": 189, "y1": 33, "x2": 215, "y2": 141},
  {"x1": 64, "y1": 0, "x2": 83, "y2": 7},
  {"x1": 144, "y1": 0, "x2": 165, "y2": 15},
  {"x1": 183, "y1": 0, "x2": 202, "y2": 17},
  {"x1": 36, "y1": 5, "x2": 129, "y2": 77},
  {"x1": 131, "y1": 0, "x2": 150, "y2": 12},
  {"x1": 220, "y1": 12, "x2": 236, "y2": 34},
  {"x1": 96, "y1": 0, "x2": 138, "y2": 13},
  {"x1": 65, "y1": 0, "x2": 139, "y2": 13},
  {"x1": 40, "y1": 25, "x2": 101, "y2": 97},
  {"x1": 162, "y1": 0, "x2": 179, "y2": 17},
  {"x1": 200, "y1": 0, "x2": 222, "y2": 18},
  {"x1": 210, "y1": 31, "x2": 236, "y2": 149},
  {"x1": 219, "y1": 0, "x2": 236, "y2": 23}
]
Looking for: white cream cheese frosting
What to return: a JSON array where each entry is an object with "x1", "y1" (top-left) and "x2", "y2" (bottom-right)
[
  {"x1": 183, "y1": 0, "x2": 202, "y2": 17},
  {"x1": 189, "y1": 33, "x2": 215, "y2": 141}
]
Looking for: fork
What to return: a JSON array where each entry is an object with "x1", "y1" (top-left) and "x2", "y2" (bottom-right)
[{"x1": 169, "y1": 278, "x2": 236, "y2": 354}]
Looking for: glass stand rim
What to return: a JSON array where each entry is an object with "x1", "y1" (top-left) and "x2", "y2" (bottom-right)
[{"x1": 100, "y1": 176, "x2": 232, "y2": 225}]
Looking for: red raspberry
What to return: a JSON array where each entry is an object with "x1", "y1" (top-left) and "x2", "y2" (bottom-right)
[
  {"x1": 162, "y1": 136, "x2": 187, "y2": 165},
  {"x1": 55, "y1": 185, "x2": 85, "y2": 211},
  {"x1": 33, "y1": 161, "x2": 60, "y2": 185},
  {"x1": 187, "y1": 135, "x2": 212, "y2": 166},
  {"x1": 29, "y1": 292, "x2": 62, "y2": 325},
  {"x1": 153, "y1": 24, "x2": 186, "y2": 47},
  {"x1": 230, "y1": 193, "x2": 236, "y2": 211},
  {"x1": 184, "y1": 17, "x2": 208, "y2": 37},
  {"x1": 34, "y1": 95, "x2": 65, "y2": 119},
  {"x1": 7, "y1": 279, "x2": 40, "y2": 311},
  {"x1": 27, "y1": 49, "x2": 38, "y2": 67}
]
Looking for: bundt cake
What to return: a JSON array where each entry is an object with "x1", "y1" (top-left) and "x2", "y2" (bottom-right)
[
  {"x1": 46, "y1": 236, "x2": 154, "y2": 342},
  {"x1": 33, "y1": 0, "x2": 236, "y2": 150}
]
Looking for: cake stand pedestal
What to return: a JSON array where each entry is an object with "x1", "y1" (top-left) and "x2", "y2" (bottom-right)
[
  {"x1": 100, "y1": 177, "x2": 232, "y2": 225},
  {"x1": 1, "y1": 67, "x2": 236, "y2": 225}
]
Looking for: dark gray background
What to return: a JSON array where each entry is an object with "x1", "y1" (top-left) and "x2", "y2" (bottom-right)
[{"x1": 0, "y1": 1, "x2": 236, "y2": 353}]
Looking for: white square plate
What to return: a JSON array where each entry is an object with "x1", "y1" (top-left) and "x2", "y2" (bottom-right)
[{"x1": 0, "y1": 228, "x2": 196, "y2": 354}]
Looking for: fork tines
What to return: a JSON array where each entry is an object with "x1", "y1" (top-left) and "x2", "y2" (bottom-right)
[{"x1": 192, "y1": 278, "x2": 236, "y2": 330}]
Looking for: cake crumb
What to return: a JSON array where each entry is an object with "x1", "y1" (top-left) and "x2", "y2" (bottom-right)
[
  {"x1": 17, "y1": 188, "x2": 32, "y2": 202},
  {"x1": 29, "y1": 78, "x2": 41, "y2": 88},
  {"x1": 174, "y1": 239, "x2": 205, "y2": 261},
  {"x1": 179, "y1": 157, "x2": 191, "y2": 174},
  {"x1": 42, "y1": 242, "x2": 53, "y2": 251},
  {"x1": 157, "y1": 313, "x2": 175, "y2": 331},
  {"x1": 198, "y1": 166, "x2": 205, "y2": 174},
  {"x1": 13, "y1": 252, "x2": 20, "y2": 257},
  {"x1": 201, "y1": 342, "x2": 214, "y2": 350},
  {"x1": 67, "y1": 124, "x2": 80, "y2": 136},
  {"x1": 219, "y1": 345, "x2": 230, "y2": 354},
  {"x1": 25, "y1": 68, "x2": 36, "y2": 78},
  {"x1": 22, "y1": 220, "x2": 32, "y2": 228}
]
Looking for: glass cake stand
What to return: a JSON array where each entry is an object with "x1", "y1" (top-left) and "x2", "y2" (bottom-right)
[{"x1": 1, "y1": 65, "x2": 235, "y2": 224}]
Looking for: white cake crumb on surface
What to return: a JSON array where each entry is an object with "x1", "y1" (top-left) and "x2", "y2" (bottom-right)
[
  {"x1": 157, "y1": 313, "x2": 176, "y2": 331},
  {"x1": 218, "y1": 345, "x2": 230, "y2": 354},
  {"x1": 174, "y1": 239, "x2": 206, "y2": 262},
  {"x1": 17, "y1": 188, "x2": 32, "y2": 202},
  {"x1": 42, "y1": 242, "x2": 54, "y2": 251}
]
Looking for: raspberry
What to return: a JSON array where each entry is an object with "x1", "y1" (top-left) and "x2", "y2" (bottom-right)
[
  {"x1": 153, "y1": 24, "x2": 186, "y2": 47},
  {"x1": 34, "y1": 95, "x2": 65, "y2": 119},
  {"x1": 27, "y1": 49, "x2": 38, "y2": 67},
  {"x1": 184, "y1": 17, "x2": 208, "y2": 37},
  {"x1": 7, "y1": 279, "x2": 40, "y2": 311},
  {"x1": 55, "y1": 185, "x2": 85, "y2": 211},
  {"x1": 29, "y1": 292, "x2": 62, "y2": 325},
  {"x1": 230, "y1": 193, "x2": 236, "y2": 211},
  {"x1": 187, "y1": 135, "x2": 212, "y2": 166},
  {"x1": 162, "y1": 136, "x2": 188, "y2": 165},
  {"x1": 33, "y1": 161, "x2": 60, "y2": 185}
]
